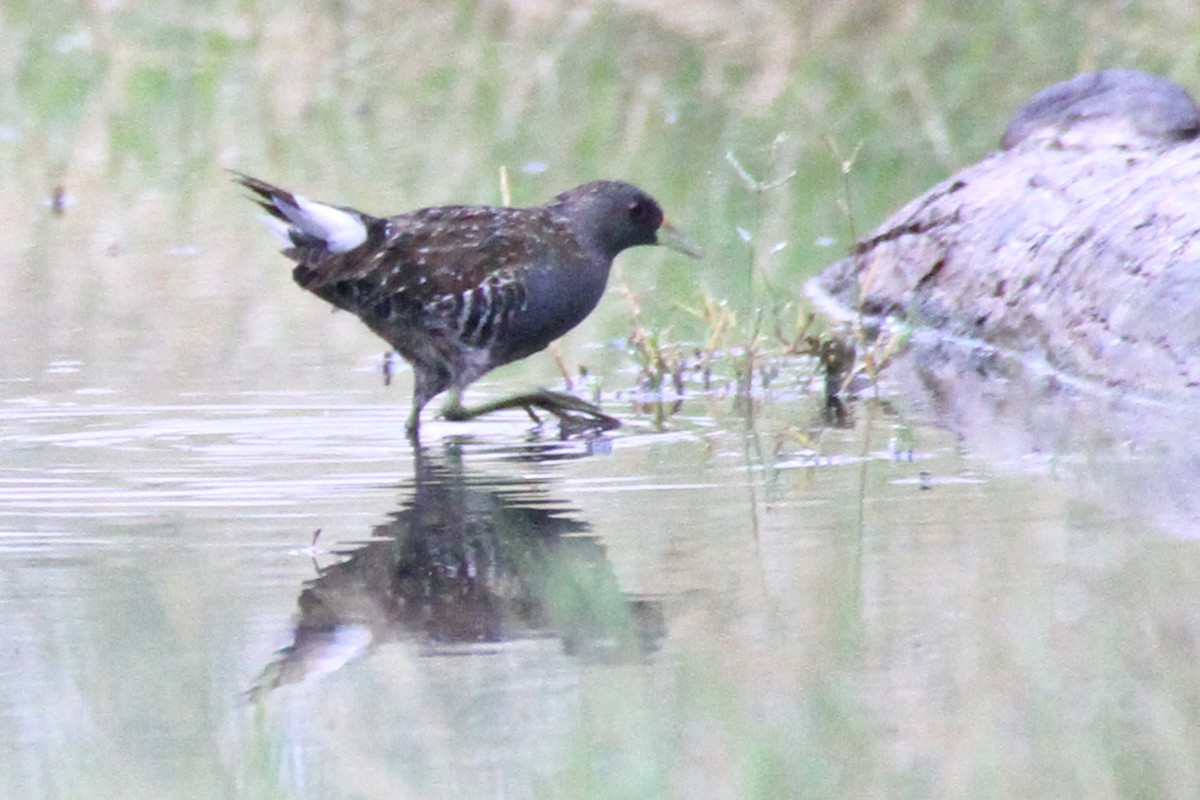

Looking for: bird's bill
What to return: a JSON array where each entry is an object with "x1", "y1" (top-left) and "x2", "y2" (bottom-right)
[{"x1": 657, "y1": 221, "x2": 704, "y2": 259}]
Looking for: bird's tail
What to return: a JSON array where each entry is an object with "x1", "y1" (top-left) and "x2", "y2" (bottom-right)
[{"x1": 233, "y1": 172, "x2": 370, "y2": 255}]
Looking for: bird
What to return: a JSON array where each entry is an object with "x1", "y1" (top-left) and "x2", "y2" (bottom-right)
[{"x1": 235, "y1": 173, "x2": 702, "y2": 437}]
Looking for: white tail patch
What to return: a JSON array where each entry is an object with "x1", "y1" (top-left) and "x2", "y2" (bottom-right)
[
  {"x1": 258, "y1": 214, "x2": 294, "y2": 247},
  {"x1": 273, "y1": 194, "x2": 368, "y2": 254}
]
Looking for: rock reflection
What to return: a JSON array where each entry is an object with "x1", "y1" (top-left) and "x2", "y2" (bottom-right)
[{"x1": 250, "y1": 442, "x2": 665, "y2": 698}]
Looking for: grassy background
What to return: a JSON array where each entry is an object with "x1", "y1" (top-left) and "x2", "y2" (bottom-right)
[{"x1": 5, "y1": 0, "x2": 1200, "y2": 355}]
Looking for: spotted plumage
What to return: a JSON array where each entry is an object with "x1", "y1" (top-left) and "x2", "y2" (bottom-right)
[{"x1": 235, "y1": 173, "x2": 700, "y2": 435}]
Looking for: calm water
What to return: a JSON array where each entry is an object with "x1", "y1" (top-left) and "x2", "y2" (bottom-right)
[
  {"x1": 5, "y1": 2, "x2": 1200, "y2": 798},
  {"x1": 7, "y1": 367, "x2": 1199, "y2": 798}
]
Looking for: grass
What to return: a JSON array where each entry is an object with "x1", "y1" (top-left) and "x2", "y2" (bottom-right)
[
  {"x1": 564, "y1": 129, "x2": 895, "y2": 436},
  {"x1": 8, "y1": 0, "x2": 1198, "y2": 372}
]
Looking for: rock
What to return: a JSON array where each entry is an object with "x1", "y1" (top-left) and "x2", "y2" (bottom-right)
[
  {"x1": 807, "y1": 71, "x2": 1200, "y2": 526},
  {"x1": 1001, "y1": 69, "x2": 1200, "y2": 150},
  {"x1": 810, "y1": 75, "x2": 1200, "y2": 400}
]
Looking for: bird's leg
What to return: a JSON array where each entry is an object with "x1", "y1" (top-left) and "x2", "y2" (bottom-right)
[
  {"x1": 407, "y1": 367, "x2": 447, "y2": 438},
  {"x1": 405, "y1": 404, "x2": 423, "y2": 440},
  {"x1": 440, "y1": 388, "x2": 620, "y2": 433},
  {"x1": 440, "y1": 387, "x2": 470, "y2": 421}
]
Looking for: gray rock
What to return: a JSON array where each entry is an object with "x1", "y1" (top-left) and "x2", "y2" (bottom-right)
[
  {"x1": 808, "y1": 71, "x2": 1200, "y2": 534},
  {"x1": 808, "y1": 71, "x2": 1200, "y2": 486},
  {"x1": 813, "y1": 118, "x2": 1200, "y2": 400},
  {"x1": 1001, "y1": 69, "x2": 1200, "y2": 150}
]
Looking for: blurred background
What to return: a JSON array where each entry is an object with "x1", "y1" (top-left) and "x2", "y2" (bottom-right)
[{"x1": 8, "y1": 0, "x2": 1199, "y2": 389}]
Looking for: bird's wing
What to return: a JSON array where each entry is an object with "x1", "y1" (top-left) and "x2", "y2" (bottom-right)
[{"x1": 298, "y1": 205, "x2": 582, "y2": 304}]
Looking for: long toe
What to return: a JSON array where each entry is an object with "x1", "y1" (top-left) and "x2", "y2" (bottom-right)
[{"x1": 527, "y1": 390, "x2": 620, "y2": 432}]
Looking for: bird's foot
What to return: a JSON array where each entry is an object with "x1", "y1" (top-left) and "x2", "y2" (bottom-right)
[
  {"x1": 441, "y1": 388, "x2": 620, "y2": 435},
  {"x1": 522, "y1": 390, "x2": 622, "y2": 437}
]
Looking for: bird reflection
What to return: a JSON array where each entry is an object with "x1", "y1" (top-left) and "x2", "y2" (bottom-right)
[{"x1": 250, "y1": 442, "x2": 665, "y2": 698}]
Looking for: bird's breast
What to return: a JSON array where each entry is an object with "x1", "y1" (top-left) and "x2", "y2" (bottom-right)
[{"x1": 490, "y1": 259, "x2": 610, "y2": 362}]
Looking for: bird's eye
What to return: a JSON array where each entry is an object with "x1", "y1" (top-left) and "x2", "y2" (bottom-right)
[{"x1": 628, "y1": 198, "x2": 653, "y2": 224}]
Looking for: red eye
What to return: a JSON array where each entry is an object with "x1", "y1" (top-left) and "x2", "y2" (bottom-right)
[{"x1": 629, "y1": 199, "x2": 653, "y2": 224}]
